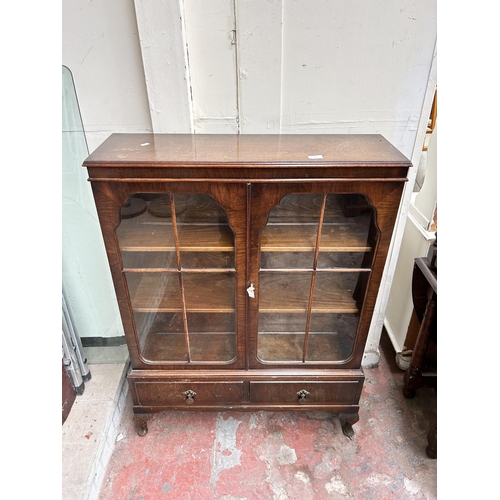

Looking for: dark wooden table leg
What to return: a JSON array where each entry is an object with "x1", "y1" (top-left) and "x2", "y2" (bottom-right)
[{"x1": 403, "y1": 297, "x2": 436, "y2": 398}]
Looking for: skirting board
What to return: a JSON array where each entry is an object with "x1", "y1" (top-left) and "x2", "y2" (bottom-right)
[{"x1": 383, "y1": 319, "x2": 405, "y2": 355}]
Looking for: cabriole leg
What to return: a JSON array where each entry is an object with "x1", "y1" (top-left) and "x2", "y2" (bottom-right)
[
  {"x1": 133, "y1": 414, "x2": 152, "y2": 436},
  {"x1": 339, "y1": 412, "x2": 359, "y2": 438}
]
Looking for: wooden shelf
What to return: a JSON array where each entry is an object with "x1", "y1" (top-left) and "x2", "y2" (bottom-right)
[
  {"x1": 257, "y1": 333, "x2": 354, "y2": 362},
  {"x1": 118, "y1": 219, "x2": 234, "y2": 252},
  {"x1": 128, "y1": 272, "x2": 235, "y2": 313},
  {"x1": 119, "y1": 220, "x2": 370, "y2": 255},
  {"x1": 141, "y1": 331, "x2": 236, "y2": 362},
  {"x1": 259, "y1": 272, "x2": 360, "y2": 313},
  {"x1": 261, "y1": 224, "x2": 371, "y2": 253},
  {"x1": 128, "y1": 270, "x2": 362, "y2": 315}
]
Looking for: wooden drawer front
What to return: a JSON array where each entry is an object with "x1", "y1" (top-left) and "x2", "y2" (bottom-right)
[
  {"x1": 249, "y1": 381, "x2": 360, "y2": 405},
  {"x1": 135, "y1": 381, "x2": 244, "y2": 407}
]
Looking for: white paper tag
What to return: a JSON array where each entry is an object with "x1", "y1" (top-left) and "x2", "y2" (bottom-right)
[
  {"x1": 308, "y1": 154, "x2": 323, "y2": 159},
  {"x1": 246, "y1": 284, "x2": 255, "y2": 298}
]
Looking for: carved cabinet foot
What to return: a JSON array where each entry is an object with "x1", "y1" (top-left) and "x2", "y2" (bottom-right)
[
  {"x1": 133, "y1": 414, "x2": 152, "y2": 436},
  {"x1": 339, "y1": 412, "x2": 359, "y2": 438},
  {"x1": 403, "y1": 367, "x2": 421, "y2": 398}
]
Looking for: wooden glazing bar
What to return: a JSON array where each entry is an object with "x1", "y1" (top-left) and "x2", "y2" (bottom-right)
[
  {"x1": 170, "y1": 193, "x2": 192, "y2": 363},
  {"x1": 303, "y1": 194, "x2": 327, "y2": 362}
]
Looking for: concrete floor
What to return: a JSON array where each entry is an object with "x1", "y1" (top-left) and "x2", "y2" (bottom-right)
[
  {"x1": 62, "y1": 362, "x2": 129, "y2": 500},
  {"x1": 93, "y1": 332, "x2": 437, "y2": 499}
]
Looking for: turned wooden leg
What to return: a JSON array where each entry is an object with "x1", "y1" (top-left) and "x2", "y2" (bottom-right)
[
  {"x1": 339, "y1": 412, "x2": 359, "y2": 438},
  {"x1": 403, "y1": 297, "x2": 436, "y2": 399},
  {"x1": 133, "y1": 414, "x2": 153, "y2": 436}
]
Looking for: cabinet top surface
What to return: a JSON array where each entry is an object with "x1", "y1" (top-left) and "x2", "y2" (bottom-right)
[{"x1": 83, "y1": 133, "x2": 411, "y2": 168}]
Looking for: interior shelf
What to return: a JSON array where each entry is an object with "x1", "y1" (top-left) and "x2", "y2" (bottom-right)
[
  {"x1": 128, "y1": 272, "x2": 235, "y2": 313},
  {"x1": 261, "y1": 223, "x2": 371, "y2": 252},
  {"x1": 257, "y1": 332, "x2": 354, "y2": 362},
  {"x1": 118, "y1": 217, "x2": 234, "y2": 252},
  {"x1": 141, "y1": 331, "x2": 236, "y2": 362},
  {"x1": 258, "y1": 272, "x2": 361, "y2": 314},
  {"x1": 118, "y1": 219, "x2": 370, "y2": 255}
]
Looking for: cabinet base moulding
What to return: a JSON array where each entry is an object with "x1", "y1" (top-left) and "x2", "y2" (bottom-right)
[{"x1": 128, "y1": 370, "x2": 364, "y2": 437}]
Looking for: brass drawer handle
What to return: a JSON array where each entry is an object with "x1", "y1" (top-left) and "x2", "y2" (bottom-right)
[
  {"x1": 183, "y1": 390, "x2": 196, "y2": 404},
  {"x1": 297, "y1": 389, "x2": 311, "y2": 404}
]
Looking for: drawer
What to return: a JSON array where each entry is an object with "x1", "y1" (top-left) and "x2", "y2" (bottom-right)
[
  {"x1": 249, "y1": 380, "x2": 361, "y2": 405},
  {"x1": 134, "y1": 381, "x2": 244, "y2": 407}
]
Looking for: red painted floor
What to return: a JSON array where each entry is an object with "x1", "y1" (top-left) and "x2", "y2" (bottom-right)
[{"x1": 99, "y1": 333, "x2": 437, "y2": 499}]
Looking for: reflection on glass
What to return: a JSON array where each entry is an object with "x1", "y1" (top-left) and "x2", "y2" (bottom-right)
[
  {"x1": 117, "y1": 193, "x2": 236, "y2": 363},
  {"x1": 257, "y1": 193, "x2": 375, "y2": 363}
]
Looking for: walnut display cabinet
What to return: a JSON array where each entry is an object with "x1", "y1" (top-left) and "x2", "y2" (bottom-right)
[{"x1": 83, "y1": 134, "x2": 410, "y2": 437}]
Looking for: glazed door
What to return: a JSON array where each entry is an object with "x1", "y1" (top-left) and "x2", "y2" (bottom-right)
[
  {"x1": 248, "y1": 185, "x2": 378, "y2": 368},
  {"x1": 111, "y1": 183, "x2": 247, "y2": 369}
]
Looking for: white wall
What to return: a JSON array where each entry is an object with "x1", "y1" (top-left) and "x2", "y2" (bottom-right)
[
  {"x1": 62, "y1": 0, "x2": 437, "y2": 342},
  {"x1": 279, "y1": 0, "x2": 435, "y2": 158},
  {"x1": 62, "y1": 0, "x2": 152, "y2": 153},
  {"x1": 385, "y1": 124, "x2": 437, "y2": 352},
  {"x1": 62, "y1": 0, "x2": 436, "y2": 154}
]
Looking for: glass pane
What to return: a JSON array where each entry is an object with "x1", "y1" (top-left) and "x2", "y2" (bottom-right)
[
  {"x1": 306, "y1": 313, "x2": 359, "y2": 361},
  {"x1": 259, "y1": 272, "x2": 312, "y2": 313},
  {"x1": 304, "y1": 271, "x2": 368, "y2": 361},
  {"x1": 189, "y1": 313, "x2": 236, "y2": 362},
  {"x1": 257, "y1": 192, "x2": 374, "y2": 364},
  {"x1": 258, "y1": 313, "x2": 307, "y2": 362},
  {"x1": 117, "y1": 194, "x2": 235, "y2": 270},
  {"x1": 318, "y1": 194, "x2": 374, "y2": 270},
  {"x1": 260, "y1": 194, "x2": 323, "y2": 270},
  {"x1": 309, "y1": 272, "x2": 359, "y2": 313},
  {"x1": 63, "y1": 65, "x2": 125, "y2": 363},
  {"x1": 118, "y1": 193, "x2": 236, "y2": 363},
  {"x1": 132, "y1": 311, "x2": 236, "y2": 362},
  {"x1": 183, "y1": 272, "x2": 235, "y2": 312},
  {"x1": 261, "y1": 251, "x2": 313, "y2": 270},
  {"x1": 117, "y1": 193, "x2": 177, "y2": 270},
  {"x1": 316, "y1": 252, "x2": 366, "y2": 269},
  {"x1": 125, "y1": 272, "x2": 185, "y2": 362}
]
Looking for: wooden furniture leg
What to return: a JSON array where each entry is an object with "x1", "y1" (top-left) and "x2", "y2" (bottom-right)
[
  {"x1": 403, "y1": 297, "x2": 436, "y2": 398},
  {"x1": 339, "y1": 412, "x2": 359, "y2": 438},
  {"x1": 133, "y1": 414, "x2": 153, "y2": 436}
]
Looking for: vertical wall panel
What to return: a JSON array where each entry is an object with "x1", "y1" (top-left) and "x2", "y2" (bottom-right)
[
  {"x1": 134, "y1": 0, "x2": 193, "y2": 133},
  {"x1": 184, "y1": 0, "x2": 239, "y2": 133},
  {"x1": 236, "y1": 0, "x2": 283, "y2": 133}
]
